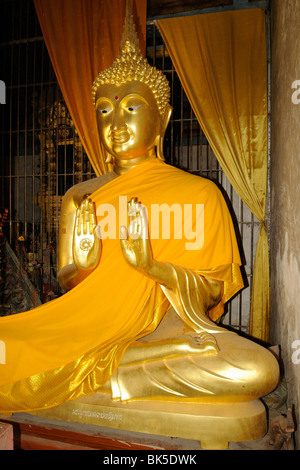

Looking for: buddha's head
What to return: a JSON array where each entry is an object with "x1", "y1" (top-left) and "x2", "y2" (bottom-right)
[{"x1": 92, "y1": 4, "x2": 172, "y2": 167}]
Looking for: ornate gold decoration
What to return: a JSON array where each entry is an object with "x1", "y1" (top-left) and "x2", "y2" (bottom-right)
[
  {"x1": 79, "y1": 238, "x2": 93, "y2": 252},
  {"x1": 92, "y1": 2, "x2": 170, "y2": 115}
]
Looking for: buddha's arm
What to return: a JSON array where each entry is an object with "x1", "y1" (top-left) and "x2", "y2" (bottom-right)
[
  {"x1": 119, "y1": 199, "x2": 177, "y2": 290},
  {"x1": 57, "y1": 188, "x2": 77, "y2": 290},
  {"x1": 57, "y1": 189, "x2": 101, "y2": 290},
  {"x1": 120, "y1": 199, "x2": 224, "y2": 334},
  {"x1": 137, "y1": 258, "x2": 177, "y2": 291},
  {"x1": 120, "y1": 333, "x2": 218, "y2": 366}
]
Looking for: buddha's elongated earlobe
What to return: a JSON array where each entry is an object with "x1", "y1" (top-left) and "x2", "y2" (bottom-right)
[
  {"x1": 105, "y1": 153, "x2": 114, "y2": 172},
  {"x1": 105, "y1": 153, "x2": 114, "y2": 164},
  {"x1": 156, "y1": 136, "x2": 165, "y2": 161},
  {"x1": 156, "y1": 105, "x2": 172, "y2": 160}
]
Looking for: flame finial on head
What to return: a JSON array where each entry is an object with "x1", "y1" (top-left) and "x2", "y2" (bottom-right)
[
  {"x1": 92, "y1": 0, "x2": 170, "y2": 115},
  {"x1": 118, "y1": 0, "x2": 141, "y2": 55}
]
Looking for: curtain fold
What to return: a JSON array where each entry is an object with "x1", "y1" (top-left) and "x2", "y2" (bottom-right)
[
  {"x1": 157, "y1": 8, "x2": 269, "y2": 341},
  {"x1": 34, "y1": 0, "x2": 147, "y2": 176}
]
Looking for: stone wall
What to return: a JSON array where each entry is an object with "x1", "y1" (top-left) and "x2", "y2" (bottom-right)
[{"x1": 270, "y1": 0, "x2": 300, "y2": 449}]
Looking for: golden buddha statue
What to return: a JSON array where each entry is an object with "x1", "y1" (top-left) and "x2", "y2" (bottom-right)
[
  {"x1": 55, "y1": 5, "x2": 279, "y2": 406},
  {"x1": 0, "y1": 3, "x2": 279, "y2": 449}
]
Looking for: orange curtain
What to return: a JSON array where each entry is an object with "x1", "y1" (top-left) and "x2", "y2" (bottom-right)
[
  {"x1": 34, "y1": 0, "x2": 147, "y2": 176},
  {"x1": 157, "y1": 9, "x2": 269, "y2": 341}
]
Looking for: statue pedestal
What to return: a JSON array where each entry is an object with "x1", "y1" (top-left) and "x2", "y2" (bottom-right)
[{"x1": 29, "y1": 393, "x2": 267, "y2": 450}]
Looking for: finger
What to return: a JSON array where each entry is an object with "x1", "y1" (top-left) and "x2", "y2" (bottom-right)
[
  {"x1": 89, "y1": 203, "x2": 97, "y2": 234},
  {"x1": 128, "y1": 197, "x2": 138, "y2": 224},
  {"x1": 129, "y1": 199, "x2": 143, "y2": 233},
  {"x1": 119, "y1": 225, "x2": 128, "y2": 240},
  {"x1": 86, "y1": 200, "x2": 93, "y2": 234},
  {"x1": 132, "y1": 202, "x2": 146, "y2": 223},
  {"x1": 128, "y1": 220, "x2": 141, "y2": 240},
  {"x1": 75, "y1": 208, "x2": 81, "y2": 236},
  {"x1": 82, "y1": 199, "x2": 88, "y2": 234},
  {"x1": 79, "y1": 201, "x2": 84, "y2": 225},
  {"x1": 139, "y1": 206, "x2": 149, "y2": 239},
  {"x1": 94, "y1": 224, "x2": 101, "y2": 239},
  {"x1": 120, "y1": 237, "x2": 130, "y2": 254},
  {"x1": 139, "y1": 205, "x2": 148, "y2": 226},
  {"x1": 131, "y1": 206, "x2": 147, "y2": 239},
  {"x1": 129, "y1": 197, "x2": 138, "y2": 206}
]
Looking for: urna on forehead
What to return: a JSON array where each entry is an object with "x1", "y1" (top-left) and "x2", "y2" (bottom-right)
[{"x1": 95, "y1": 81, "x2": 161, "y2": 109}]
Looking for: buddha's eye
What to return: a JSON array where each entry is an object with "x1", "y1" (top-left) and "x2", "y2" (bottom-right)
[
  {"x1": 125, "y1": 104, "x2": 142, "y2": 112},
  {"x1": 97, "y1": 108, "x2": 110, "y2": 115}
]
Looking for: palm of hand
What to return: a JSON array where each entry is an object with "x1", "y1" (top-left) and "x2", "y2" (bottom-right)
[
  {"x1": 120, "y1": 198, "x2": 153, "y2": 273},
  {"x1": 73, "y1": 198, "x2": 101, "y2": 269}
]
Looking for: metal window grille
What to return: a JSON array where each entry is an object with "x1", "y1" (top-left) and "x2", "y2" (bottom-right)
[
  {"x1": 0, "y1": 0, "x2": 264, "y2": 334},
  {"x1": 0, "y1": 0, "x2": 95, "y2": 308}
]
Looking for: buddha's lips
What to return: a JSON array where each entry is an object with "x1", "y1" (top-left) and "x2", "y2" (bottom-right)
[{"x1": 109, "y1": 130, "x2": 131, "y2": 144}]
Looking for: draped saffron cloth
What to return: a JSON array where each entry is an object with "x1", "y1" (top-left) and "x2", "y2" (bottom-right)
[{"x1": 0, "y1": 159, "x2": 243, "y2": 412}]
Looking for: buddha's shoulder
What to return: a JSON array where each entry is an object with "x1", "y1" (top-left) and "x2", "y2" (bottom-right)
[
  {"x1": 166, "y1": 164, "x2": 220, "y2": 195},
  {"x1": 61, "y1": 173, "x2": 117, "y2": 208}
]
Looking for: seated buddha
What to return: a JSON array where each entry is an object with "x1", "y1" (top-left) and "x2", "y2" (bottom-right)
[
  {"x1": 0, "y1": 6, "x2": 278, "y2": 415},
  {"x1": 57, "y1": 11, "x2": 279, "y2": 404}
]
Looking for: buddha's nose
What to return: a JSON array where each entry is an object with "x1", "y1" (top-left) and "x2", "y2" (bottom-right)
[{"x1": 112, "y1": 108, "x2": 127, "y2": 131}]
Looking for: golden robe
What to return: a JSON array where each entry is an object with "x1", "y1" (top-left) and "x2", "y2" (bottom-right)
[{"x1": 0, "y1": 159, "x2": 243, "y2": 412}]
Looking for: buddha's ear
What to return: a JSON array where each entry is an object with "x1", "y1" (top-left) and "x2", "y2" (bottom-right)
[
  {"x1": 156, "y1": 105, "x2": 173, "y2": 161},
  {"x1": 161, "y1": 105, "x2": 172, "y2": 135},
  {"x1": 105, "y1": 153, "x2": 114, "y2": 164},
  {"x1": 105, "y1": 153, "x2": 114, "y2": 171}
]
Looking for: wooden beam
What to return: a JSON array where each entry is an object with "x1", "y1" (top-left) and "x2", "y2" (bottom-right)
[
  {"x1": 148, "y1": 0, "x2": 233, "y2": 17},
  {"x1": 147, "y1": 0, "x2": 268, "y2": 19}
]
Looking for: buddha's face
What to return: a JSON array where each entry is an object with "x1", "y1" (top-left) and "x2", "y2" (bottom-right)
[{"x1": 95, "y1": 82, "x2": 162, "y2": 161}]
